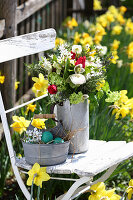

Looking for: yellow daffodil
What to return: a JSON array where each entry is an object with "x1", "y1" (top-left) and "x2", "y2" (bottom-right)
[
  {"x1": 110, "y1": 51, "x2": 119, "y2": 64},
  {"x1": 0, "y1": 72, "x2": 5, "y2": 84},
  {"x1": 89, "y1": 182, "x2": 106, "y2": 200},
  {"x1": 55, "y1": 38, "x2": 65, "y2": 48},
  {"x1": 94, "y1": 34, "x2": 103, "y2": 44},
  {"x1": 108, "y1": 5, "x2": 119, "y2": 16},
  {"x1": 74, "y1": 32, "x2": 81, "y2": 44},
  {"x1": 10, "y1": 116, "x2": 30, "y2": 134},
  {"x1": 125, "y1": 19, "x2": 133, "y2": 35},
  {"x1": 93, "y1": 0, "x2": 102, "y2": 11},
  {"x1": 32, "y1": 73, "x2": 48, "y2": 97},
  {"x1": 116, "y1": 14, "x2": 125, "y2": 25},
  {"x1": 96, "y1": 80, "x2": 105, "y2": 91},
  {"x1": 31, "y1": 118, "x2": 47, "y2": 129},
  {"x1": 112, "y1": 90, "x2": 133, "y2": 119},
  {"x1": 15, "y1": 81, "x2": 20, "y2": 90},
  {"x1": 27, "y1": 163, "x2": 50, "y2": 188},
  {"x1": 106, "y1": 12, "x2": 115, "y2": 23},
  {"x1": 96, "y1": 23, "x2": 106, "y2": 36},
  {"x1": 89, "y1": 182, "x2": 121, "y2": 200},
  {"x1": 129, "y1": 62, "x2": 133, "y2": 73},
  {"x1": 67, "y1": 18, "x2": 78, "y2": 29},
  {"x1": 126, "y1": 179, "x2": 133, "y2": 200},
  {"x1": 127, "y1": 42, "x2": 133, "y2": 59},
  {"x1": 25, "y1": 103, "x2": 36, "y2": 115},
  {"x1": 96, "y1": 15, "x2": 107, "y2": 27},
  {"x1": 112, "y1": 25, "x2": 122, "y2": 35},
  {"x1": 119, "y1": 6, "x2": 127, "y2": 14},
  {"x1": 80, "y1": 36, "x2": 93, "y2": 46},
  {"x1": 111, "y1": 40, "x2": 120, "y2": 51}
]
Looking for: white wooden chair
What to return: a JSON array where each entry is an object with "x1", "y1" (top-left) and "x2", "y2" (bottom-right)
[{"x1": 1, "y1": 29, "x2": 133, "y2": 200}]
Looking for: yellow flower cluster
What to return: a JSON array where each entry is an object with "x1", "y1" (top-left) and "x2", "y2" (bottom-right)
[
  {"x1": 27, "y1": 163, "x2": 50, "y2": 188},
  {"x1": 125, "y1": 19, "x2": 133, "y2": 35},
  {"x1": 111, "y1": 40, "x2": 120, "y2": 51},
  {"x1": 74, "y1": 32, "x2": 93, "y2": 46},
  {"x1": 110, "y1": 51, "x2": 119, "y2": 64},
  {"x1": 31, "y1": 118, "x2": 47, "y2": 129},
  {"x1": 89, "y1": 182, "x2": 121, "y2": 200},
  {"x1": 55, "y1": 38, "x2": 65, "y2": 48},
  {"x1": 10, "y1": 116, "x2": 30, "y2": 134},
  {"x1": 112, "y1": 90, "x2": 133, "y2": 119},
  {"x1": 25, "y1": 103, "x2": 36, "y2": 115},
  {"x1": 66, "y1": 17, "x2": 78, "y2": 29},
  {"x1": 127, "y1": 42, "x2": 133, "y2": 59},
  {"x1": 32, "y1": 73, "x2": 48, "y2": 97},
  {"x1": 93, "y1": 0, "x2": 102, "y2": 11}
]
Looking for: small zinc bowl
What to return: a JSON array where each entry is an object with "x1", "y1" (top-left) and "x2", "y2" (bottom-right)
[{"x1": 22, "y1": 141, "x2": 70, "y2": 166}]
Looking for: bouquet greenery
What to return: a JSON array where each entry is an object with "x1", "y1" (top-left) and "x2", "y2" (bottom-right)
[{"x1": 27, "y1": 43, "x2": 112, "y2": 105}]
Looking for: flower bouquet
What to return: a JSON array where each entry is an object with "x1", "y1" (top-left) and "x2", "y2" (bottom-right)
[{"x1": 27, "y1": 43, "x2": 111, "y2": 153}]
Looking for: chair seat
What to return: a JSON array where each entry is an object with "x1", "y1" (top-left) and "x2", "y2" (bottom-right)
[{"x1": 16, "y1": 140, "x2": 133, "y2": 177}]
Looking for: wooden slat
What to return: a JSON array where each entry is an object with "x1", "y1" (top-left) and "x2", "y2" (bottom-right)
[
  {"x1": 0, "y1": 28, "x2": 56, "y2": 63},
  {"x1": 0, "y1": 19, "x2": 5, "y2": 38},
  {"x1": 16, "y1": 0, "x2": 53, "y2": 25}
]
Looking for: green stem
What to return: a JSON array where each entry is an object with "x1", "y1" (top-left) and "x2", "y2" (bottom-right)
[
  {"x1": 30, "y1": 181, "x2": 34, "y2": 200},
  {"x1": 37, "y1": 186, "x2": 41, "y2": 200}
]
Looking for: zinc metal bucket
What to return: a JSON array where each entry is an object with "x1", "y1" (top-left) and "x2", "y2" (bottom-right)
[
  {"x1": 22, "y1": 141, "x2": 70, "y2": 166},
  {"x1": 57, "y1": 100, "x2": 89, "y2": 154}
]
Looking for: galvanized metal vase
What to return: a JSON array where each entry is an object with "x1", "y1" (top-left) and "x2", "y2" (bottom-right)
[{"x1": 57, "y1": 100, "x2": 89, "y2": 154}]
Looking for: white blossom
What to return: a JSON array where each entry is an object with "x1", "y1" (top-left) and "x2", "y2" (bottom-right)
[
  {"x1": 70, "y1": 74, "x2": 86, "y2": 85},
  {"x1": 72, "y1": 45, "x2": 82, "y2": 54},
  {"x1": 96, "y1": 45, "x2": 107, "y2": 56},
  {"x1": 117, "y1": 60, "x2": 123, "y2": 68}
]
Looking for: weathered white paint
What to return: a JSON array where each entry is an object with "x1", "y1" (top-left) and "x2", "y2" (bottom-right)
[
  {"x1": 0, "y1": 28, "x2": 56, "y2": 63},
  {"x1": 0, "y1": 92, "x2": 32, "y2": 200},
  {"x1": 0, "y1": 19, "x2": 5, "y2": 38},
  {"x1": 16, "y1": 0, "x2": 52, "y2": 24},
  {"x1": 5, "y1": 93, "x2": 48, "y2": 114}
]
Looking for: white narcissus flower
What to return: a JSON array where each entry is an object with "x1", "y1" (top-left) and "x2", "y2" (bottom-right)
[
  {"x1": 96, "y1": 45, "x2": 107, "y2": 56},
  {"x1": 117, "y1": 60, "x2": 123, "y2": 68},
  {"x1": 70, "y1": 74, "x2": 86, "y2": 85},
  {"x1": 72, "y1": 45, "x2": 82, "y2": 54}
]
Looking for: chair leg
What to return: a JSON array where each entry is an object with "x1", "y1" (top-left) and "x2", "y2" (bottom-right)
[
  {"x1": 57, "y1": 177, "x2": 91, "y2": 200},
  {"x1": 11, "y1": 156, "x2": 33, "y2": 200}
]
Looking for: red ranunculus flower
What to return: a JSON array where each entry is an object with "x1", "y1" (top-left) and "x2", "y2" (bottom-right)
[
  {"x1": 48, "y1": 85, "x2": 57, "y2": 94},
  {"x1": 75, "y1": 56, "x2": 86, "y2": 68},
  {"x1": 71, "y1": 51, "x2": 76, "y2": 59}
]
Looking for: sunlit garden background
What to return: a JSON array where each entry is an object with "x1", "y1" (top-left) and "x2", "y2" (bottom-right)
[{"x1": 0, "y1": 0, "x2": 133, "y2": 199}]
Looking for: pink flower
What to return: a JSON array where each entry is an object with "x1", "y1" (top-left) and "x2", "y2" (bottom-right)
[
  {"x1": 48, "y1": 85, "x2": 57, "y2": 94},
  {"x1": 75, "y1": 56, "x2": 86, "y2": 68}
]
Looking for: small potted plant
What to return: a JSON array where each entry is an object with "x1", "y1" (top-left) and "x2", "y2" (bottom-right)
[{"x1": 11, "y1": 114, "x2": 70, "y2": 166}]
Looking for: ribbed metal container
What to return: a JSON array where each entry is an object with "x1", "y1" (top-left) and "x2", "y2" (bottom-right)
[
  {"x1": 57, "y1": 100, "x2": 89, "y2": 154},
  {"x1": 22, "y1": 141, "x2": 70, "y2": 166}
]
